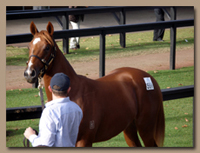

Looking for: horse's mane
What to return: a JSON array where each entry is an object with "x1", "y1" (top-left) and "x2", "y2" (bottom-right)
[{"x1": 38, "y1": 30, "x2": 55, "y2": 47}]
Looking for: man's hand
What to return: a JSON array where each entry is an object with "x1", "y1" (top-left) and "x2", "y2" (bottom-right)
[{"x1": 24, "y1": 127, "x2": 36, "y2": 139}]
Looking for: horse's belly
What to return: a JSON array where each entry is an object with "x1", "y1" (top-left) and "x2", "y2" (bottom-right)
[
  {"x1": 94, "y1": 100, "x2": 136, "y2": 142},
  {"x1": 93, "y1": 81, "x2": 138, "y2": 142},
  {"x1": 93, "y1": 115, "x2": 132, "y2": 142}
]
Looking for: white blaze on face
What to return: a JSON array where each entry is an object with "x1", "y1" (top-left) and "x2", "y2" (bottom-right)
[
  {"x1": 26, "y1": 59, "x2": 33, "y2": 75},
  {"x1": 28, "y1": 60, "x2": 33, "y2": 68},
  {"x1": 33, "y1": 37, "x2": 41, "y2": 45},
  {"x1": 26, "y1": 37, "x2": 41, "y2": 75}
]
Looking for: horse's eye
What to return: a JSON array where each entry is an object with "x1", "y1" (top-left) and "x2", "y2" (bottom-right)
[
  {"x1": 45, "y1": 45, "x2": 50, "y2": 51},
  {"x1": 26, "y1": 61, "x2": 28, "y2": 65}
]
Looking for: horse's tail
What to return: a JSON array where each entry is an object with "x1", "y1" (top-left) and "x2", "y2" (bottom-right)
[{"x1": 154, "y1": 102, "x2": 165, "y2": 147}]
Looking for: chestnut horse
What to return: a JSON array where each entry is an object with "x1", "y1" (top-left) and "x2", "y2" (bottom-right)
[{"x1": 24, "y1": 21, "x2": 165, "y2": 147}]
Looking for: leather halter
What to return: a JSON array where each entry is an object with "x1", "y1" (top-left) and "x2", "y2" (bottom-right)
[{"x1": 28, "y1": 40, "x2": 56, "y2": 78}]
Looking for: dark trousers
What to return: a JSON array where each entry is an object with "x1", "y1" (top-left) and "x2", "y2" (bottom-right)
[{"x1": 153, "y1": 8, "x2": 165, "y2": 41}]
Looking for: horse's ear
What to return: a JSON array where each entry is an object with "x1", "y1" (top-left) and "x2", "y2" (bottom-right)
[
  {"x1": 30, "y1": 21, "x2": 39, "y2": 35},
  {"x1": 46, "y1": 22, "x2": 54, "y2": 36}
]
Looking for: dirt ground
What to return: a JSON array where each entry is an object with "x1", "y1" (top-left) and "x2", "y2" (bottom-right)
[{"x1": 6, "y1": 48, "x2": 194, "y2": 90}]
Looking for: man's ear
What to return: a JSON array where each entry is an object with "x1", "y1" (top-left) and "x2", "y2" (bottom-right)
[
  {"x1": 67, "y1": 87, "x2": 71, "y2": 93},
  {"x1": 48, "y1": 85, "x2": 52, "y2": 93}
]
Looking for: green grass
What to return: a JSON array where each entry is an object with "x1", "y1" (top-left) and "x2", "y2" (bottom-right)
[
  {"x1": 6, "y1": 66, "x2": 194, "y2": 147},
  {"x1": 163, "y1": 97, "x2": 193, "y2": 147},
  {"x1": 148, "y1": 66, "x2": 194, "y2": 89},
  {"x1": 6, "y1": 119, "x2": 40, "y2": 147},
  {"x1": 92, "y1": 97, "x2": 193, "y2": 147},
  {"x1": 6, "y1": 88, "x2": 48, "y2": 108},
  {"x1": 6, "y1": 27, "x2": 194, "y2": 66}
]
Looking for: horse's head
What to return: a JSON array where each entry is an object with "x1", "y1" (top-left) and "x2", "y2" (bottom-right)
[{"x1": 24, "y1": 21, "x2": 56, "y2": 83}]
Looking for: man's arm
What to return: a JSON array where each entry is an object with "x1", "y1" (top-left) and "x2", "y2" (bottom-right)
[{"x1": 24, "y1": 109, "x2": 56, "y2": 147}]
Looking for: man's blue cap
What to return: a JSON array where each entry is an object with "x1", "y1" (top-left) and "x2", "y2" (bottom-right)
[{"x1": 50, "y1": 73, "x2": 70, "y2": 91}]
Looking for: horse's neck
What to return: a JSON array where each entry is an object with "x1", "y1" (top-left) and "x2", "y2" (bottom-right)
[
  {"x1": 49, "y1": 46, "x2": 77, "y2": 79},
  {"x1": 43, "y1": 46, "x2": 78, "y2": 101}
]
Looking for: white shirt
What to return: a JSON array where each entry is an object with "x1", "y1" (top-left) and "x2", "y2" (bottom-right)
[{"x1": 29, "y1": 97, "x2": 83, "y2": 147}]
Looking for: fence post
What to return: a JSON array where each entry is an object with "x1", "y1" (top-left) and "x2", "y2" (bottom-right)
[
  {"x1": 62, "y1": 13, "x2": 69, "y2": 54},
  {"x1": 119, "y1": 8, "x2": 126, "y2": 48},
  {"x1": 99, "y1": 32, "x2": 106, "y2": 78},
  {"x1": 170, "y1": 7, "x2": 177, "y2": 70}
]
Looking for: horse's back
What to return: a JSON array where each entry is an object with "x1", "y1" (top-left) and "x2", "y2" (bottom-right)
[
  {"x1": 104, "y1": 67, "x2": 163, "y2": 108},
  {"x1": 99, "y1": 67, "x2": 161, "y2": 92},
  {"x1": 99, "y1": 67, "x2": 163, "y2": 124}
]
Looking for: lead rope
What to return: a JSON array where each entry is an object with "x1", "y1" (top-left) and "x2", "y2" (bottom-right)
[
  {"x1": 23, "y1": 78, "x2": 45, "y2": 147},
  {"x1": 38, "y1": 78, "x2": 45, "y2": 110}
]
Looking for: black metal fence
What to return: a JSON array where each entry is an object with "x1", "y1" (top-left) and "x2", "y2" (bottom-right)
[
  {"x1": 6, "y1": 19, "x2": 194, "y2": 77},
  {"x1": 6, "y1": 6, "x2": 194, "y2": 76},
  {"x1": 6, "y1": 85, "x2": 194, "y2": 121},
  {"x1": 6, "y1": 7, "x2": 194, "y2": 122}
]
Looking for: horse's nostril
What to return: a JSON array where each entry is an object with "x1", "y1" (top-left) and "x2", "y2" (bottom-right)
[
  {"x1": 24, "y1": 68, "x2": 37, "y2": 83},
  {"x1": 24, "y1": 71, "x2": 28, "y2": 77},
  {"x1": 30, "y1": 69, "x2": 36, "y2": 77},
  {"x1": 24, "y1": 68, "x2": 36, "y2": 78}
]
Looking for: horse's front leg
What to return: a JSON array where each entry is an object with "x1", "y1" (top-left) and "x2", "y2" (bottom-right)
[{"x1": 76, "y1": 139, "x2": 92, "y2": 147}]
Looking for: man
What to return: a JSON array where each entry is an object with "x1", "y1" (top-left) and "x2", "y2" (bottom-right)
[
  {"x1": 69, "y1": 6, "x2": 88, "y2": 50},
  {"x1": 24, "y1": 73, "x2": 83, "y2": 147},
  {"x1": 153, "y1": 8, "x2": 165, "y2": 42}
]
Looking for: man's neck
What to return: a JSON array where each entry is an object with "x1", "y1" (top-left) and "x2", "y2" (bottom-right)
[{"x1": 52, "y1": 95, "x2": 68, "y2": 100}]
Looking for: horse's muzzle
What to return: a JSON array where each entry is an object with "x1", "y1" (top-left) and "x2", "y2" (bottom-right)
[{"x1": 24, "y1": 68, "x2": 37, "y2": 83}]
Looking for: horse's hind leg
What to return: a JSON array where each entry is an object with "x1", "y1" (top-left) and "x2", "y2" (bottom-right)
[
  {"x1": 138, "y1": 129, "x2": 158, "y2": 147},
  {"x1": 137, "y1": 117, "x2": 158, "y2": 147},
  {"x1": 123, "y1": 121, "x2": 142, "y2": 147}
]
